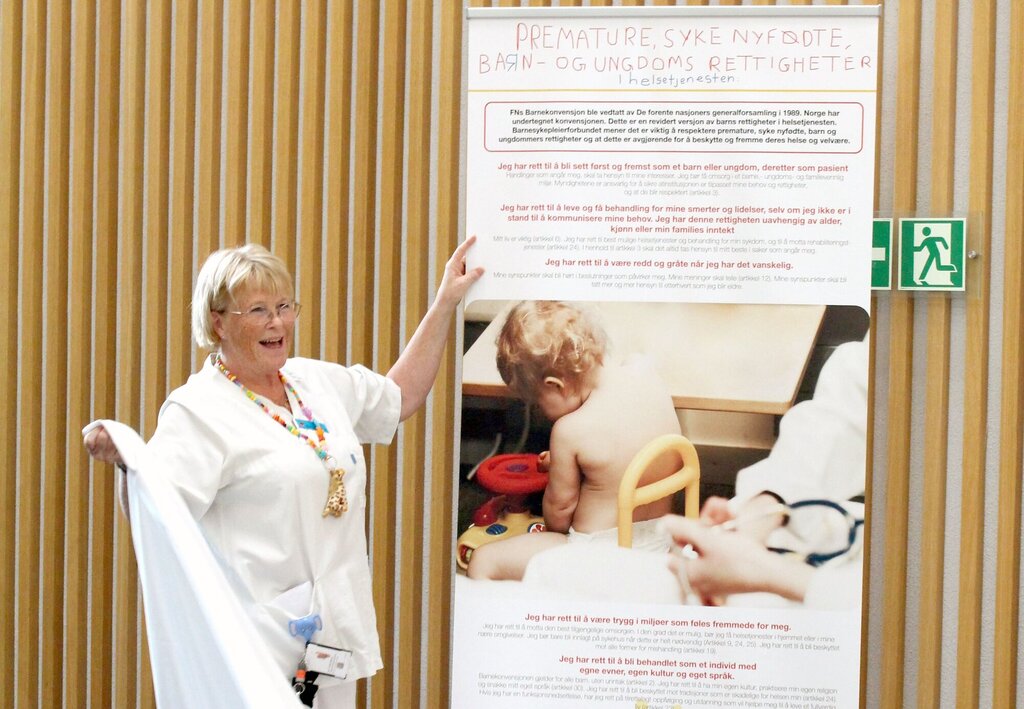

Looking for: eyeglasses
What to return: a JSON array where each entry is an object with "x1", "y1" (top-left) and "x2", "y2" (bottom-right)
[{"x1": 220, "y1": 300, "x2": 302, "y2": 324}]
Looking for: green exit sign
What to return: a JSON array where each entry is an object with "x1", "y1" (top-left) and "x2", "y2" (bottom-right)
[{"x1": 872, "y1": 219, "x2": 892, "y2": 290}]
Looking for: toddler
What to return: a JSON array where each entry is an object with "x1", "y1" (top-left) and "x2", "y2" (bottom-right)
[{"x1": 467, "y1": 301, "x2": 681, "y2": 581}]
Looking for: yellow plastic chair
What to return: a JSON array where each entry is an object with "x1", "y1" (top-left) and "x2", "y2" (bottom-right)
[{"x1": 617, "y1": 434, "x2": 701, "y2": 548}]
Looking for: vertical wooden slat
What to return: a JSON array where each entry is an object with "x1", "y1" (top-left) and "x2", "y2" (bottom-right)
[
  {"x1": 64, "y1": 1, "x2": 96, "y2": 704},
  {"x1": 296, "y1": 0, "x2": 327, "y2": 358},
  {"x1": 195, "y1": 0, "x2": 223, "y2": 256},
  {"x1": 371, "y1": 1, "x2": 407, "y2": 705},
  {"x1": 169, "y1": 0, "x2": 198, "y2": 387},
  {"x1": 349, "y1": 0, "x2": 380, "y2": 370},
  {"x1": 880, "y1": 1, "x2": 921, "y2": 706},
  {"x1": 398, "y1": 0, "x2": 432, "y2": 701},
  {"x1": 862, "y1": 1, "x2": 882, "y2": 705},
  {"x1": 271, "y1": 0, "x2": 300, "y2": 272},
  {"x1": 115, "y1": 1, "x2": 148, "y2": 704},
  {"x1": 143, "y1": 0, "x2": 171, "y2": 435},
  {"x1": 992, "y1": 3, "x2": 1024, "y2": 705},
  {"x1": 41, "y1": 1, "x2": 71, "y2": 706},
  {"x1": 222, "y1": 0, "x2": 249, "y2": 245},
  {"x1": 270, "y1": 0, "x2": 299, "y2": 270},
  {"x1": 956, "y1": 1, "x2": 997, "y2": 706},
  {"x1": 915, "y1": 3, "x2": 956, "y2": 708},
  {"x1": 15, "y1": 2, "x2": 46, "y2": 705},
  {"x1": 247, "y1": 0, "x2": 274, "y2": 248},
  {"x1": 139, "y1": 5, "x2": 173, "y2": 703},
  {"x1": 322, "y1": 0, "x2": 353, "y2": 365},
  {"x1": 90, "y1": 1, "x2": 121, "y2": 705},
  {"x1": 427, "y1": 1, "x2": 464, "y2": 705},
  {"x1": 0, "y1": 0, "x2": 20, "y2": 701},
  {"x1": 352, "y1": 1, "x2": 381, "y2": 697}
]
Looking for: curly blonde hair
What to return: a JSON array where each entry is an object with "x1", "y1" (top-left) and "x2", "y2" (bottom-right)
[{"x1": 495, "y1": 301, "x2": 607, "y2": 402}]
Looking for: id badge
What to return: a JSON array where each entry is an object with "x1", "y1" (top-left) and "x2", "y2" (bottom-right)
[{"x1": 303, "y1": 642, "x2": 352, "y2": 680}]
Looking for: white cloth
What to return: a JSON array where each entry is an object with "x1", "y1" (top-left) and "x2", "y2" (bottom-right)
[
  {"x1": 522, "y1": 543, "x2": 686, "y2": 604},
  {"x1": 567, "y1": 518, "x2": 670, "y2": 552},
  {"x1": 729, "y1": 339, "x2": 869, "y2": 610},
  {"x1": 84, "y1": 419, "x2": 304, "y2": 708},
  {"x1": 145, "y1": 356, "x2": 400, "y2": 686},
  {"x1": 731, "y1": 339, "x2": 868, "y2": 508}
]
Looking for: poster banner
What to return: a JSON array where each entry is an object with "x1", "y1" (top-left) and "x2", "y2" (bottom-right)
[{"x1": 455, "y1": 6, "x2": 878, "y2": 709}]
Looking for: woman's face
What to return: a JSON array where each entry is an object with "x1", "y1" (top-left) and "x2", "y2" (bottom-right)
[{"x1": 212, "y1": 285, "x2": 296, "y2": 382}]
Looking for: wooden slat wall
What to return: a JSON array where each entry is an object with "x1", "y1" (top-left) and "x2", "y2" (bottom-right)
[{"x1": 0, "y1": 1, "x2": 1020, "y2": 707}]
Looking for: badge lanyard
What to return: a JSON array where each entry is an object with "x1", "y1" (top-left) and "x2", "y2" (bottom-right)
[{"x1": 215, "y1": 355, "x2": 349, "y2": 517}]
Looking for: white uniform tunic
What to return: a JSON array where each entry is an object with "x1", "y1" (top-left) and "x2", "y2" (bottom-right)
[{"x1": 147, "y1": 355, "x2": 401, "y2": 683}]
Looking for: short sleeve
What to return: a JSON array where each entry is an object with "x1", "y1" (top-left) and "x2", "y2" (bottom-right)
[
  {"x1": 322, "y1": 362, "x2": 401, "y2": 445},
  {"x1": 733, "y1": 340, "x2": 868, "y2": 507},
  {"x1": 146, "y1": 401, "x2": 227, "y2": 520}
]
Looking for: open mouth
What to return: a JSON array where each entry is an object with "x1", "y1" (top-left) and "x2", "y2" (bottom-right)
[{"x1": 260, "y1": 337, "x2": 285, "y2": 349}]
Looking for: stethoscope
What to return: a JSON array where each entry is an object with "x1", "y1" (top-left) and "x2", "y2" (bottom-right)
[{"x1": 766, "y1": 498, "x2": 865, "y2": 567}]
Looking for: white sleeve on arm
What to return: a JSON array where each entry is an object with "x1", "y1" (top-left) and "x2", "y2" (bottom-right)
[
  {"x1": 733, "y1": 339, "x2": 869, "y2": 507},
  {"x1": 146, "y1": 401, "x2": 227, "y2": 521},
  {"x1": 323, "y1": 363, "x2": 402, "y2": 445}
]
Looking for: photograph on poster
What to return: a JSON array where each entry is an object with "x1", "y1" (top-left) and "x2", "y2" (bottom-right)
[{"x1": 456, "y1": 299, "x2": 868, "y2": 611}]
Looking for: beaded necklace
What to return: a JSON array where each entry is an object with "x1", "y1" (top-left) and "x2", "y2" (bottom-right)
[{"x1": 214, "y1": 355, "x2": 348, "y2": 516}]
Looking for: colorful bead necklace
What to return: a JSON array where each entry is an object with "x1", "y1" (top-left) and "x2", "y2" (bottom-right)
[{"x1": 214, "y1": 355, "x2": 348, "y2": 516}]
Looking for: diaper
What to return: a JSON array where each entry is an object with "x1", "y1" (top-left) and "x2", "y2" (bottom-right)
[{"x1": 567, "y1": 518, "x2": 670, "y2": 553}]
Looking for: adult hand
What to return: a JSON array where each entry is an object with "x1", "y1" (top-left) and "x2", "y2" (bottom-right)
[
  {"x1": 386, "y1": 235, "x2": 485, "y2": 421},
  {"x1": 434, "y1": 235, "x2": 485, "y2": 310},
  {"x1": 662, "y1": 515, "x2": 811, "y2": 605},
  {"x1": 704, "y1": 492, "x2": 787, "y2": 543},
  {"x1": 83, "y1": 426, "x2": 125, "y2": 467},
  {"x1": 699, "y1": 495, "x2": 732, "y2": 526}
]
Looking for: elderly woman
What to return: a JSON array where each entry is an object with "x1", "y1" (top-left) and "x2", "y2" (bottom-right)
[{"x1": 84, "y1": 238, "x2": 482, "y2": 707}]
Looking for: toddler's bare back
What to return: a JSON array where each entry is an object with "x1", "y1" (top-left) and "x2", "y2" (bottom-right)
[{"x1": 554, "y1": 355, "x2": 681, "y2": 533}]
